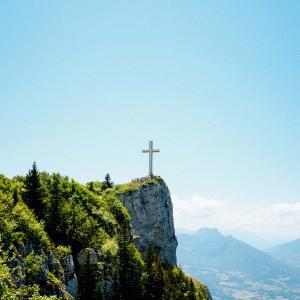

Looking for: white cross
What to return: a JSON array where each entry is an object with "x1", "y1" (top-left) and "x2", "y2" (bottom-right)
[{"x1": 142, "y1": 141, "x2": 160, "y2": 177}]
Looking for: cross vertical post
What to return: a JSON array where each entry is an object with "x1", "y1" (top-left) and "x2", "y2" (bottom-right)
[
  {"x1": 149, "y1": 140, "x2": 153, "y2": 176},
  {"x1": 142, "y1": 141, "x2": 160, "y2": 177}
]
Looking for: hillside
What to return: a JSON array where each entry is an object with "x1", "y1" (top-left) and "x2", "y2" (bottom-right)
[
  {"x1": 266, "y1": 238, "x2": 300, "y2": 268},
  {"x1": 177, "y1": 228, "x2": 300, "y2": 299},
  {"x1": 0, "y1": 165, "x2": 210, "y2": 300}
]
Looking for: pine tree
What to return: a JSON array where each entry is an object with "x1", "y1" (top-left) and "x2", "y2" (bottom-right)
[
  {"x1": 77, "y1": 251, "x2": 98, "y2": 300},
  {"x1": 88, "y1": 181, "x2": 95, "y2": 192},
  {"x1": 48, "y1": 173, "x2": 63, "y2": 243},
  {"x1": 143, "y1": 245, "x2": 164, "y2": 300},
  {"x1": 12, "y1": 189, "x2": 19, "y2": 204},
  {"x1": 23, "y1": 162, "x2": 46, "y2": 219},
  {"x1": 187, "y1": 278, "x2": 197, "y2": 300},
  {"x1": 104, "y1": 173, "x2": 113, "y2": 189},
  {"x1": 117, "y1": 235, "x2": 143, "y2": 300}
]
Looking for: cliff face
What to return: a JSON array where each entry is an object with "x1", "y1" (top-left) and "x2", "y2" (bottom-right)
[{"x1": 117, "y1": 177, "x2": 178, "y2": 267}]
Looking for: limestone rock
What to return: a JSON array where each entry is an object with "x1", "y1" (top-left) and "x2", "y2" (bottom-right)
[
  {"x1": 61, "y1": 254, "x2": 78, "y2": 298},
  {"x1": 62, "y1": 255, "x2": 75, "y2": 280},
  {"x1": 117, "y1": 177, "x2": 178, "y2": 266},
  {"x1": 77, "y1": 248, "x2": 97, "y2": 266},
  {"x1": 66, "y1": 275, "x2": 78, "y2": 299}
]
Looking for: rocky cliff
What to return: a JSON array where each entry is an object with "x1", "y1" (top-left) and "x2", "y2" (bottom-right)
[{"x1": 116, "y1": 177, "x2": 178, "y2": 267}]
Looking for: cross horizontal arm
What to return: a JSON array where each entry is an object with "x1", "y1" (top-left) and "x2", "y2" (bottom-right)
[
  {"x1": 142, "y1": 150, "x2": 150, "y2": 153},
  {"x1": 152, "y1": 149, "x2": 160, "y2": 152}
]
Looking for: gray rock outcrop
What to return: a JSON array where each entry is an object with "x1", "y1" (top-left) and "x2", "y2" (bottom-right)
[
  {"x1": 77, "y1": 248, "x2": 114, "y2": 300},
  {"x1": 77, "y1": 248, "x2": 98, "y2": 266},
  {"x1": 117, "y1": 177, "x2": 178, "y2": 266},
  {"x1": 7, "y1": 244, "x2": 73, "y2": 299},
  {"x1": 61, "y1": 254, "x2": 78, "y2": 299}
]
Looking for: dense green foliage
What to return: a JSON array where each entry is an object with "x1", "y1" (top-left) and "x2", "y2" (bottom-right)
[
  {"x1": 0, "y1": 175, "x2": 56, "y2": 299},
  {"x1": 142, "y1": 245, "x2": 209, "y2": 300},
  {"x1": 0, "y1": 165, "x2": 209, "y2": 300}
]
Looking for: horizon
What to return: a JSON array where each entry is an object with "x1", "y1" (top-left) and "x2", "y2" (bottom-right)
[
  {"x1": 1, "y1": 1, "x2": 300, "y2": 244},
  {"x1": 174, "y1": 226, "x2": 294, "y2": 249}
]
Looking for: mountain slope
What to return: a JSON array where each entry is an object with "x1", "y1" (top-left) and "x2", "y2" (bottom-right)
[
  {"x1": 266, "y1": 238, "x2": 300, "y2": 268},
  {"x1": 0, "y1": 169, "x2": 210, "y2": 300},
  {"x1": 177, "y1": 228, "x2": 300, "y2": 300}
]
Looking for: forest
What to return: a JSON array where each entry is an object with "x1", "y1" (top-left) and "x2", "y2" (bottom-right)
[{"x1": 0, "y1": 163, "x2": 209, "y2": 300}]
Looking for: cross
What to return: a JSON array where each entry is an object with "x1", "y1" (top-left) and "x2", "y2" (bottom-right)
[{"x1": 142, "y1": 141, "x2": 160, "y2": 177}]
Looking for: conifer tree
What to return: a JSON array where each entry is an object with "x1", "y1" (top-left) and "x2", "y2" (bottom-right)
[
  {"x1": 47, "y1": 173, "x2": 63, "y2": 243},
  {"x1": 12, "y1": 189, "x2": 19, "y2": 204},
  {"x1": 187, "y1": 278, "x2": 197, "y2": 300},
  {"x1": 117, "y1": 235, "x2": 143, "y2": 300},
  {"x1": 104, "y1": 173, "x2": 113, "y2": 189},
  {"x1": 143, "y1": 245, "x2": 164, "y2": 300},
  {"x1": 23, "y1": 162, "x2": 46, "y2": 219},
  {"x1": 88, "y1": 181, "x2": 95, "y2": 192},
  {"x1": 77, "y1": 252, "x2": 98, "y2": 300}
]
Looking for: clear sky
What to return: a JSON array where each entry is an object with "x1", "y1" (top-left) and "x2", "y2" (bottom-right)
[{"x1": 1, "y1": 1, "x2": 299, "y2": 242}]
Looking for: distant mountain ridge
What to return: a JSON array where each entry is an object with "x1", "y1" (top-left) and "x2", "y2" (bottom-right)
[
  {"x1": 220, "y1": 228, "x2": 277, "y2": 250},
  {"x1": 266, "y1": 238, "x2": 300, "y2": 268},
  {"x1": 177, "y1": 228, "x2": 300, "y2": 300}
]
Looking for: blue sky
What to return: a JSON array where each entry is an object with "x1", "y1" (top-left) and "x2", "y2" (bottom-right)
[{"x1": 1, "y1": 1, "x2": 299, "y2": 240}]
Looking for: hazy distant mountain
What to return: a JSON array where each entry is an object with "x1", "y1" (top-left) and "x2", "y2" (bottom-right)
[
  {"x1": 177, "y1": 228, "x2": 300, "y2": 300},
  {"x1": 220, "y1": 228, "x2": 276, "y2": 250},
  {"x1": 267, "y1": 238, "x2": 300, "y2": 268}
]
